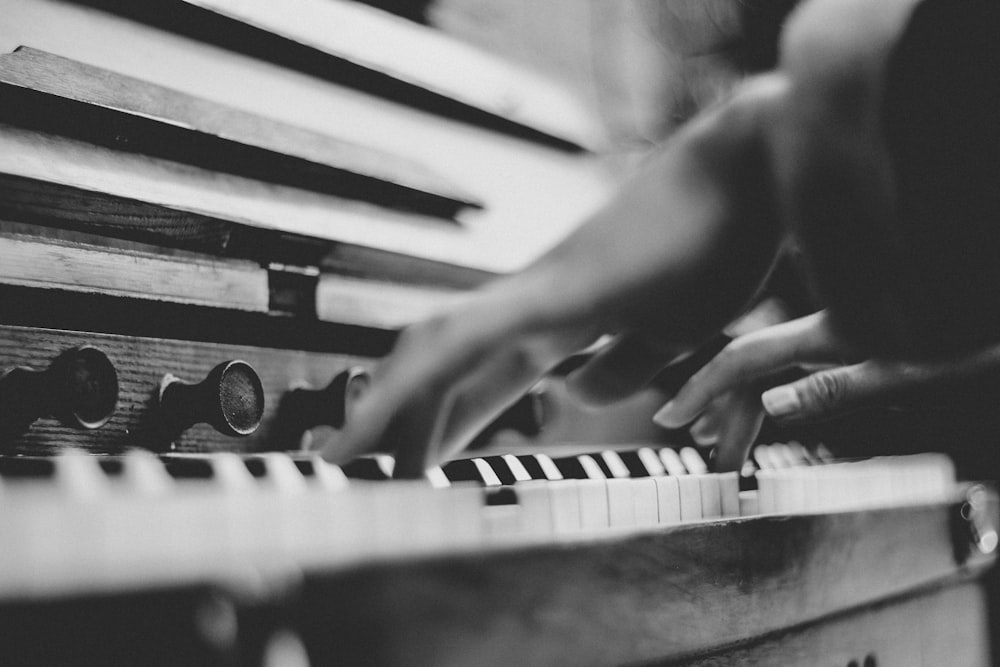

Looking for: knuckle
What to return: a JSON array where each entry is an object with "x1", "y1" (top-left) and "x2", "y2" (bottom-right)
[{"x1": 805, "y1": 371, "x2": 846, "y2": 411}]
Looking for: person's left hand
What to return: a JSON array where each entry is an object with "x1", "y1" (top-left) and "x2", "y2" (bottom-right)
[{"x1": 653, "y1": 310, "x2": 1000, "y2": 470}]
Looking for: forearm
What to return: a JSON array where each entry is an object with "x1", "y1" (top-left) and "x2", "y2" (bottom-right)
[{"x1": 508, "y1": 75, "x2": 789, "y2": 347}]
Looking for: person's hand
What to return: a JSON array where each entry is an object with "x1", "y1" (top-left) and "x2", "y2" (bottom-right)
[
  {"x1": 653, "y1": 310, "x2": 1000, "y2": 470},
  {"x1": 324, "y1": 284, "x2": 606, "y2": 477},
  {"x1": 324, "y1": 75, "x2": 787, "y2": 477}
]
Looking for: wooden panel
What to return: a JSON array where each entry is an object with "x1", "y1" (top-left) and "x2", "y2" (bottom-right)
[
  {"x1": 66, "y1": 0, "x2": 602, "y2": 150},
  {"x1": 0, "y1": 0, "x2": 614, "y2": 274},
  {"x1": 0, "y1": 233, "x2": 268, "y2": 312},
  {"x1": 299, "y1": 499, "x2": 994, "y2": 666},
  {"x1": 682, "y1": 581, "x2": 991, "y2": 666},
  {"x1": 0, "y1": 47, "x2": 481, "y2": 218},
  {"x1": 0, "y1": 123, "x2": 539, "y2": 273},
  {"x1": 0, "y1": 324, "x2": 371, "y2": 453},
  {"x1": 316, "y1": 274, "x2": 461, "y2": 329}
]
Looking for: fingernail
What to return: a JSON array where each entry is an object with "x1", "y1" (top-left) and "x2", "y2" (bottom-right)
[
  {"x1": 653, "y1": 401, "x2": 680, "y2": 428},
  {"x1": 761, "y1": 386, "x2": 801, "y2": 418}
]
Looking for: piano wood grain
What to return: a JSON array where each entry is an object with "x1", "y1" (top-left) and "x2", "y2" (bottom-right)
[
  {"x1": 0, "y1": 47, "x2": 481, "y2": 218},
  {"x1": 0, "y1": 232, "x2": 268, "y2": 312},
  {"x1": 0, "y1": 0, "x2": 614, "y2": 275},
  {"x1": 65, "y1": 0, "x2": 603, "y2": 150},
  {"x1": 0, "y1": 324, "x2": 371, "y2": 453},
  {"x1": 299, "y1": 498, "x2": 993, "y2": 666},
  {"x1": 682, "y1": 581, "x2": 990, "y2": 667}
]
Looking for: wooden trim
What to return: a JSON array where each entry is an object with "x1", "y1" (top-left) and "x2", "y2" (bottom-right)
[
  {"x1": 0, "y1": 234, "x2": 267, "y2": 312},
  {"x1": 0, "y1": 47, "x2": 481, "y2": 218},
  {"x1": 300, "y1": 499, "x2": 994, "y2": 666},
  {"x1": 316, "y1": 274, "x2": 462, "y2": 329}
]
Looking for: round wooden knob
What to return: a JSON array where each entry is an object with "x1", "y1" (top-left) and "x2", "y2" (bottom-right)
[
  {"x1": 0, "y1": 345, "x2": 118, "y2": 438},
  {"x1": 272, "y1": 367, "x2": 370, "y2": 448},
  {"x1": 159, "y1": 360, "x2": 264, "y2": 437}
]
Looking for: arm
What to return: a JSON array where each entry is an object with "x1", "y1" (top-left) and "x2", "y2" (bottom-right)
[{"x1": 327, "y1": 75, "x2": 789, "y2": 477}]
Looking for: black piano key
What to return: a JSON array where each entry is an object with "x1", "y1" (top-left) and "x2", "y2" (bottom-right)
[
  {"x1": 340, "y1": 457, "x2": 392, "y2": 481},
  {"x1": 484, "y1": 486, "x2": 518, "y2": 506},
  {"x1": 479, "y1": 456, "x2": 518, "y2": 486},
  {"x1": 584, "y1": 453, "x2": 615, "y2": 479},
  {"x1": 0, "y1": 455, "x2": 55, "y2": 479},
  {"x1": 242, "y1": 457, "x2": 268, "y2": 479},
  {"x1": 96, "y1": 457, "x2": 125, "y2": 476},
  {"x1": 515, "y1": 454, "x2": 548, "y2": 480},
  {"x1": 611, "y1": 450, "x2": 652, "y2": 478},
  {"x1": 160, "y1": 456, "x2": 216, "y2": 480},
  {"x1": 441, "y1": 458, "x2": 502, "y2": 486},
  {"x1": 550, "y1": 454, "x2": 607, "y2": 480}
]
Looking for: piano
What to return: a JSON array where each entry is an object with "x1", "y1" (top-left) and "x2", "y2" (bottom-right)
[{"x1": 0, "y1": 1, "x2": 996, "y2": 665}]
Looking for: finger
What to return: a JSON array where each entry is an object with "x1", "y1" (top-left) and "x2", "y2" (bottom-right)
[
  {"x1": 654, "y1": 311, "x2": 842, "y2": 428},
  {"x1": 689, "y1": 413, "x2": 720, "y2": 446},
  {"x1": 432, "y1": 346, "x2": 548, "y2": 466},
  {"x1": 760, "y1": 361, "x2": 900, "y2": 423},
  {"x1": 711, "y1": 390, "x2": 765, "y2": 472},
  {"x1": 565, "y1": 332, "x2": 680, "y2": 405}
]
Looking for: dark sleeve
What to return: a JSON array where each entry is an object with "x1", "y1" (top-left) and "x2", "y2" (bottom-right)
[{"x1": 879, "y1": 0, "x2": 1000, "y2": 356}]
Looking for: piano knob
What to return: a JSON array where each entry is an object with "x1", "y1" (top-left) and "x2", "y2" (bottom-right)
[
  {"x1": 0, "y1": 345, "x2": 119, "y2": 438},
  {"x1": 273, "y1": 367, "x2": 370, "y2": 448},
  {"x1": 469, "y1": 386, "x2": 548, "y2": 449},
  {"x1": 158, "y1": 360, "x2": 264, "y2": 437}
]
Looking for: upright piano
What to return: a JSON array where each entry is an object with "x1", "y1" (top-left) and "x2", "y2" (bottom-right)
[{"x1": 0, "y1": 1, "x2": 996, "y2": 665}]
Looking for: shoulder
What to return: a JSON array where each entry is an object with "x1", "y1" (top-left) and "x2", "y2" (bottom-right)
[{"x1": 779, "y1": 0, "x2": 922, "y2": 120}]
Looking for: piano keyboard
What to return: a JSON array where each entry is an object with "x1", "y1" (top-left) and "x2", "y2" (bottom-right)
[
  {"x1": 0, "y1": 446, "x2": 993, "y2": 666},
  {"x1": 1, "y1": 1, "x2": 997, "y2": 664},
  {"x1": 0, "y1": 446, "x2": 971, "y2": 597}
]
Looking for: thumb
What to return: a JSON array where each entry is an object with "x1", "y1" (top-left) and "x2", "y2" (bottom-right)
[{"x1": 760, "y1": 362, "x2": 895, "y2": 423}]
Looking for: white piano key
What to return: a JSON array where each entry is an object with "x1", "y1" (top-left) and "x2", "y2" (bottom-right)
[
  {"x1": 374, "y1": 453, "x2": 396, "y2": 478},
  {"x1": 772, "y1": 469, "x2": 807, "y2": 514},
  {"x1": 310, "y1": 457, "x2": 350, "y2": 490},
  {"x1": 637, "y1": 447, "x2": 666, "y2": 476},
  {"x1": 253, "y1": 453, "x2": 309, "y2": 494},
  {"x1": 425, "y1": 466, "x2": 451, "y2": 488},
  {"x1": 606, "y1": 479, "x2": 636, "y2": 528},
  {"x1": 577, "y1": 478, "x2": 610, "y2": 531},
  {"x1": 718, "y1": 472, "x2": 740, "y2": 517},
  {"x1": 739, "y1": 490, "x2": 759, "y2": 516},
  {"x1": 753, "y1": 444, "x2": 776, "y2": 470},
  {"x1": 483, "y1": 487, "x2": 521, "y2": 543},
  {"x1": 533, "y1": 454, "x2": 564, "y2": 481},
  {"x1": 578, "y1": 454, "x2": 606, "y2": 480},
  {"x1": 118, "y1": 450, "x2": 174, "y2": 496},
  {"x1": 654, "y1": 476, "x2": 681, "y2": 525},
  {"x1": 632, "y1": 478, "x2": 659, "y2": 527},
  {"x1": 767, "y1": 443, "x2": 796, "y2": 469},
  {"x1": 658, "y1": 448, "x2": 687, "y2": 476},
  {"x1": 515, "y1": 481, "x2": 555, "y2": 538},
  {"x1": 784, "y1": 441, "x2": 812, "y2": 466},
  {"x1": 756, "y1": 470, "x2": 775, "y2": 514},
  {"x1": 501, "y1": 454, "x2": 533, "y2": 482},
  {"x1": 548, "y1": 480, "x2": 582, "y2": 535},
  {"x1": 679, "y1": 447, "x2": 708, "y2": 475},
  {"x1": 473, "y1": 458, "x2": 503, "y2": 487},
  {"x1": 438, "y1": 484, "x2": 488, "y2": 549},
  {"x1": 369, "y1": 480, "x2": 469, "y2": 555},
  {"x1": 677, "y1": 475, "x2": 703, "y2": 521},
  {"x1": 698, "y1": 475, "x2": 722, "y2": 519},
  {"x1": 600, "y1": 451, "x2": 631, "y2": 479},
  {"x1": 53, "y1": 451, "x2": 109, "y2": 499}
]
